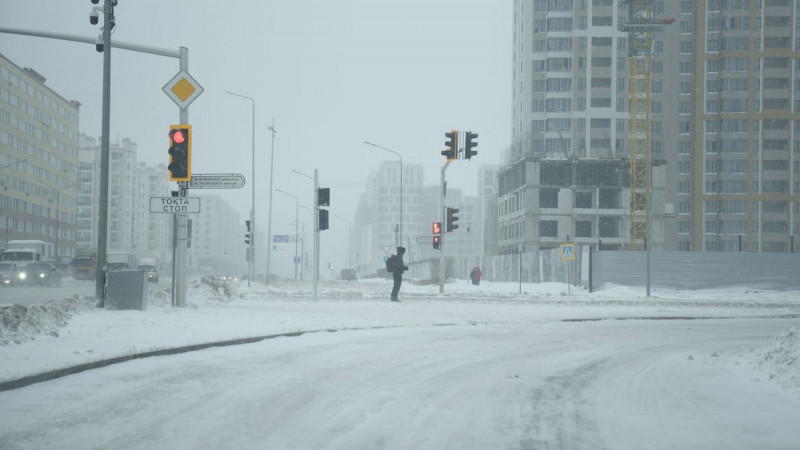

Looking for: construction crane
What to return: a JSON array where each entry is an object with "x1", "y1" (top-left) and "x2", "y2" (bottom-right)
[{"x1": 623, "y1": 0, "x2": 673, "y2": 250}]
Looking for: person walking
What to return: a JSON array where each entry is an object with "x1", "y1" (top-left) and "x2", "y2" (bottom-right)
[
  {"x1": 470, "y1": 266, "x2": 482, "y2": 286},
  {"x1": 386, "y1": 246, "x2": 408, "y2": 302}
]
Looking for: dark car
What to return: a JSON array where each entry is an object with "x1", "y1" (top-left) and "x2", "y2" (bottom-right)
[
  {"x1": 19, "y1": 262, "x2": 62, "y2": 287},
  {"x1": 0, "y1": 262, "x2": 18, "y2": 287}
]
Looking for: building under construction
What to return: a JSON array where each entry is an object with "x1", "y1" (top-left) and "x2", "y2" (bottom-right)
[{"x1": 505, "y1": 0, "x2": 687, "y2": 255}]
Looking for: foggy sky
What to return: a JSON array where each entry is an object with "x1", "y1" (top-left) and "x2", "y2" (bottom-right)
[{"x1": 1, "y1": 0, "x2": 511, "y2": 276}]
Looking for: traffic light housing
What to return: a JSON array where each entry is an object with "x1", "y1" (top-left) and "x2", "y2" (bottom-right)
[
  {"x1": 432, "y1": 221, "x2": 442, "y2": 235},
  {"x1": 245, "y1": 220, "x2": 251, "y2": 245},
  {"x1": 446, "y1": 207, "x2": 459, "y2": 232},
  {"x1": 318, "y1": 188, "x2": 330, "y2": 206},
  {"x1": 433, "y1": 235, "x2": 441, "y2": 250},
  {"x1": 442, "y1": 129, "x2": 458, "y2": 161},
  {"x1": 318, "y1": 208, "x2": 329, "y2": 231},
  {"x1": 168, "y1": 125, "x2": 191, "y2": 181},
  {"x1": 464, "y1": 131, "x2": 479, "y2": 160}
]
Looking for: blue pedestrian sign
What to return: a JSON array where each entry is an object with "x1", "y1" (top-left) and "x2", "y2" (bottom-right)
[
  {"x1": 560, "y1": 243, "x2": 575, "y2": 261},
  {"x1": 293, "y1": 256, "x2": 301, "y2": 264}
]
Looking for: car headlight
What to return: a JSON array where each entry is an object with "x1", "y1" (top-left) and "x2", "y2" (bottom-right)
[
  {"x1": 18, "y1": 272, "x2": 26, "y2": 280},
  {"x1": 40, "y1": 273, "x2": 46, "y2": 278}
]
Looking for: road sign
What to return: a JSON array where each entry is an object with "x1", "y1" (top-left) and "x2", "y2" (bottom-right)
[
  {"x1": 560, "y1": 243, "x2": 575, "y2": 261},
  {"x1": 189, "y1": 173, "x2": 246, "y2": 189},
  {"x1": 149, "y1": 197, "x2": 201, "y2": 214},
  {"x1": 163, "y1": 70, "x2": 204, "y2": 109},
  {"x1": 415, "y1": 236, "x2": 433, "y2": 244},
  {"x1": 293, "y1": 256, "x2": 301, "y2": 264},
  {"x1": 273, "y1": 235, "x2": 290, "y2": 243}
]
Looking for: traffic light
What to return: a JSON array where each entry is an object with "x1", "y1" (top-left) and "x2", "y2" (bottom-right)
[
  {"x1": 168, "y1": 125, "x2": 192, "y2": 181},
  {"x1": 245, "y1": 220, "x2": 251, "y2": 245},
  {"x1": 272, "y1": 245, "x2": 276, "y2": 253},
  {"x1": 318, "y1": 208, "x2": 329, "y2": 231},
  {"x1": 464, "y1": 131, "x2": 479, "y2": 160},
  {"x1": 446, "y1": 207, "x2": 459, "y2": 232},
  {"x1": 317, "y1": 188, "x2": 330, "y2": 206},
  {"x1": 432, "y1": 221, "x2": 442, "y2": 249},
  {"x1": 442, "y1": 129, "x2": 458, "y2": 161}
]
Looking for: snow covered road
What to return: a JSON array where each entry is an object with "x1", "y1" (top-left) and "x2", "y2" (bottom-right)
[{"x1": 2, "y1": 317, "x2": 797, "y2": 450}]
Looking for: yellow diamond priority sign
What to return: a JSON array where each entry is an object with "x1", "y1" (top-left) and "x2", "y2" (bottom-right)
[{"x1": 163, "y1": 70, "x2": 204, "y2": 109}]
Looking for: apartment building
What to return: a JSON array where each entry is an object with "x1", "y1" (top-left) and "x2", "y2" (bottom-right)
[
  {"x1": 0, "y1": 53, "x2": 80, "y2": 265},
  {"x1": 692, "y1": 0, "x2": 800, "y2": 252}
]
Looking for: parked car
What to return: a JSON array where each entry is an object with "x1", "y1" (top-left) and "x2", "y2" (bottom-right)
[
  {"x1": 0, "y1": 262, "x2": 18, "y2": 286},
  {"x1": 19, "y1": 262, "x2": 62, "y2": 287}
]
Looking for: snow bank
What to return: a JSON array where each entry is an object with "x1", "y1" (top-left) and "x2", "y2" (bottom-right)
[
  {"x1": 0, "y1": 295, "x2": 94, "y2": 345},
  {"x1": 745, "y1": 325, "x2": 800, "y2": 388}
]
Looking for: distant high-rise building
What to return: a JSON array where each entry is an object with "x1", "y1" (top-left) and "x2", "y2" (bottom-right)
[
  {"x1": 0, "y1": 53, "x2": 80, "y2": 265},
  {"x1": 692, "y1": 0, "x2": 800, "y2": 252},
  {"x1": 77, "y1": 134, "x2": 137, "y2": 252},
  {"x1": 134, "y1": 162, "x2": 172, "y2": 265}
]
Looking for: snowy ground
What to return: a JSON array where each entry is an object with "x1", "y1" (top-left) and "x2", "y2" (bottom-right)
[{"x1": 0, "y1": 277, "x2": 798, "y2": 449}]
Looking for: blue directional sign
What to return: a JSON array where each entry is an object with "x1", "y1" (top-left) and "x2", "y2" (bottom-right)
[{"x1": 273, "y1": 235, "x2": 290, "y2": 243}]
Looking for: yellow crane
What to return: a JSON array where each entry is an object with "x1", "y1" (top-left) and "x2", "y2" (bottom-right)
[{"x1": 624, "y1": 0, "x2": 673, "y2": 250}]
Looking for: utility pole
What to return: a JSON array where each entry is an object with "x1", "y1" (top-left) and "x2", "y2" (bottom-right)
[
  {"x1": 95, "y1": 0, "x2": 113, "y2": 305},
  {"x1": 439, "y1": 160, "x2": 451, "y2": 293}
]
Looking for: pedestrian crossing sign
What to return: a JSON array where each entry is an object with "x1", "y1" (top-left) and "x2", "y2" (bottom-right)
[{"x1": 560, "y1": 243, "x2": 575, "y2": 261}]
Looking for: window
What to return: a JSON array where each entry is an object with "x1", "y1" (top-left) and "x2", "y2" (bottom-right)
[
  {"x1": 598, "y1": 189, "x2": 620, "y2": 208},
  {"x1": 575, "y1": 192, "x2": 592, "y2": 208},
  {"x1": 598, "y1": 217, "x2": 619, "y2": 237},
  {"x1": 539, "y1": 220, "x2": 558, "y2": 237},
  {"x1": 592, "y1": 37, "x2": 612, "y2": 46},
  {"x1": 540, "y1": 189, "x2": 559, "y2": 208},
  {"x1": 575, "y1": 221, "x2": 592, "y2": 237},
  {"x1": 592, "y1": 16, "x2": 613, "y2": 26},
  {"x1": 592, "y1": 57, "x2": 612, "y2": 67}
]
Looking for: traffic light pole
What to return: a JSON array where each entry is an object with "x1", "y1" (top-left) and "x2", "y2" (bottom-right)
[
  {"x1": 175, "y1": 47, "x2": 190, "y2": 308},
  {"x1": 313, "y1": 169, "x2": 319, "y2": 301},
  {"x1": 439, "y1": 160, "x2": 451, "y2": 294}
]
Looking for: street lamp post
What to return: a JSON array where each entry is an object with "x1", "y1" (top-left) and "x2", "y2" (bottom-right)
[
  {"x1": 364, "y1": 141, "x2": 403, "y2": 246},
  {"x1": 275, "y1": 188, "x2": 299, "y2": 280},
  {"x1": 225, "y1": 91, "x2": 255, "y2": 287},
  {"x1": 266, "y1": 119, "x2": 276, "y2": 285}
]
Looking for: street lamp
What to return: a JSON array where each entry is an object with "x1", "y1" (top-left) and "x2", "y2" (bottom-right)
[
  {"x1": 266, "y1": 119, "x2": 276, "y2": 285},
  {"x1": 364, "y1": 141, "x2": 403, "y2": 245},
  {"x1": 275, "y1": 188, "x2": 299, "y2": 280},
  {"x1": 225, "y1": 90, "x2": 256, "y2": 287}
]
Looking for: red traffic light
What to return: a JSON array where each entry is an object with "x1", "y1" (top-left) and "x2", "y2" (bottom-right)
[
  {"x1": 170, "y1": 129, "x2": 186, "y2": 144},
  {"x1": 432, "y1": 221, "x2": 442, "y2": 235}
]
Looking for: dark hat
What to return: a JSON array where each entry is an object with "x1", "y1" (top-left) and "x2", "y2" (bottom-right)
[{"x1": 397, "y1": 247, "x2": 405, "y2": 254}]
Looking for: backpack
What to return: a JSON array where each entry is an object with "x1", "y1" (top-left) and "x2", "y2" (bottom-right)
[{"x1": 385, "y1": 255, "x2": 397, "y2": 272}]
